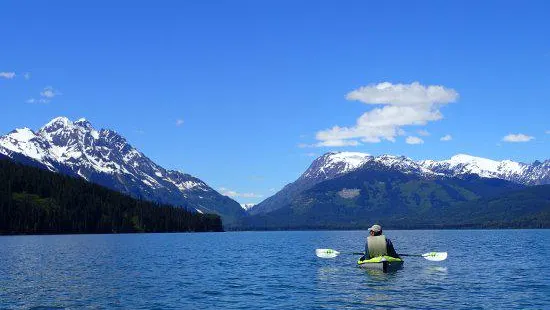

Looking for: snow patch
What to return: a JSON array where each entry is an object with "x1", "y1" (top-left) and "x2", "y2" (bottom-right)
[
  {"x1": 240, "y1": 203, "x2": 256, "y2": 211},
  {"x1": 8, "y1": 128, "x2": 36, "y2": 142}
]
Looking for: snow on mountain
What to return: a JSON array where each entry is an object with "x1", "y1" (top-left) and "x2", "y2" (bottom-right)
[
  {"x1": 240, "y1": 203, "x2": 256, "y2": 211},
  {"x1": 301, "y1": 152, "x2": 373, "y2": 180},
  {"x1": 300, "y1": 152, "x2": 439, "y2": 183},
  {"x1": 249, "y1": 151, "x2": 550, "y2": 215},
  {"x1": 251, "y1": 152, "x2": 376, "y2": 215},
  {"x1": 0, "y1": 117, "x2": 245, "y2": 223},
  {"x1": 420, "y1": 154, "x2": 550, "y2": 185},
  {"x1": 304, "y1": 152, "x2": 549, "y2": 185}
]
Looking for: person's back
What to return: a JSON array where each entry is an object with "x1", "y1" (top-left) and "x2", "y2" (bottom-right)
[{"x1": 363, "y1": 224, "x2": 400, "y2": 260}]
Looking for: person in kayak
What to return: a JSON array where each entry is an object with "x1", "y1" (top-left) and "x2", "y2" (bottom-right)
[{"x1": 361, "y1": 224, "x2": 400, "y2": 260}]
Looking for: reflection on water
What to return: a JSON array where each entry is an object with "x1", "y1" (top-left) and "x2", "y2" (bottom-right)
[{"x1": 424, "y1": 266, "x2": 448, "y2": 274}]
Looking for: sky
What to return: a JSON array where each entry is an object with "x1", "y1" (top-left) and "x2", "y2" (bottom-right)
[{"x1": 1, "y1": 0, "x2": 549, "y2": 205}]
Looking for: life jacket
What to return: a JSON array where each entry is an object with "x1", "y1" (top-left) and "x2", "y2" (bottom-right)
[{"x1": 367, "y1": 235, "x2": 388, "y2": 258}]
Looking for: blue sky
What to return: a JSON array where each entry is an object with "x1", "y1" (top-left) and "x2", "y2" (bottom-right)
[{"x1": 1, "y1": 1, "x2": 549, "y2": 204}]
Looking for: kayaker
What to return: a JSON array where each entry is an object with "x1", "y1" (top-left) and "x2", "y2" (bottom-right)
[{"x1": 362, "y1": 224, "x2": 400, "y2": 260}]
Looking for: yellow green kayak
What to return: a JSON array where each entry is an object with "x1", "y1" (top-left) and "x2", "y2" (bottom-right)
[{"x1": 357, "y1": 256, "x2": 404, "y2": 272}]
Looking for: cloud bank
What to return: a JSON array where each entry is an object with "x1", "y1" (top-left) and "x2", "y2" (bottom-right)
[
  {"x1": 28, "y1": 86, "x2": 61, "y2": 104},
  {"x1": 405, "y1": 136, "x2": 424, "y2": 145},
  {"x1": 0, "y1": 72, "x2": 16, "y2": 79},
  {"x1": 219, "y1": 187, "x2": 263, "y2": 199},
  {"x1": 315, "y1": 82, "x2": 458, "y2": 146},
  {"x1": 440, "y1": 134, "x2": 452, "y2": 141},
  {"x1": 502, "y1": 134, "x2": 534, "y2": 143}
]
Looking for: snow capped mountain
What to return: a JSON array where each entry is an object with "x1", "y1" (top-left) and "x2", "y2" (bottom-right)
[
  {"x1": 420, "y1": 154, "x2": 550, "y2": 185},
  {"x1": 301, "y1": 152, "x2": 372, "y2": 181},
  {"x1": 240, "y1": 203, "x2": 256, "y2": 211},
  {"x1": 249, "y1": 151, "x2": 550, "y2": 215},
  {"x1": 0, "y1": 117, "x2": 246, "y2": 224},
  {"x1": 300, "y1": 152, "x2": 440, "y2": 184},
  {"x1": 250, "y1": 152, "x2": 376, "y2": 215},
  {"x1": 303, "y1": 152, "x2": 550, "y2": 185}
]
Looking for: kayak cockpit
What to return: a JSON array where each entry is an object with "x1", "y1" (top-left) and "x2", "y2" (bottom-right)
[{"x1": 357, "y1": 255, "x2": 404, "y2": 273}]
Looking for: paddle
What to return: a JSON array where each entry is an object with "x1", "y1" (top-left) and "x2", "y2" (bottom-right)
[{"x1": 315, "y1": 248, "x2": 448, "y2": 262}]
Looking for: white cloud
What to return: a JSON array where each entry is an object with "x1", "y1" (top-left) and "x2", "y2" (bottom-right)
[
  {"x1": 0, "y1": 72, "x2": 16, "y2": 79},
  {"x1": 346, "y1": 82, "x2": 459, "y2": 106},
  {"x1": 502, "y1": 134, "x2": 534, "y2": 143},
  {"x1": 299, "y1": 139, "x2": 360, "y2": 148},
  {"x1": 546, "y1": 130, "x2": 550, "y2": 134},
  {"x1": 440, "y1": 134, "x2": 452, "y2": 141},
  {"x1": 417, "y1": 129, "x2": 430, "y2": 136},
  {"x1": 176, "y1": 119, "x2": 184, "y2": 126},
  {"x1": 304, "y1": 152, "x2": 317, "y2": 157},
  {"x1": 315, "y1": 139, "x2": 360, "y2": 147},
  {"x1": 315, "y1": 82, "x2": 458, "y2": 146},
  {"x1": 40, "y1": 86, "x2": 60, "y2": 99},
  {"x1": 219, "y1": 187, "x2": 263, "y2": 198},
  {"x1": 406, "y1": 136, "x2": 424, "y2": 144},
  {"x1": 26, "y1": 98, "x2": 50, "y2": 104},
  {"x1": 23, "y1": 72, "x2": 31, "y2": 80},
  {"x1": 241, "y1": 192, "x2": 263, "y2": 198},
  {"x1": 25, "y1": 86, "x2": 59, "y2": 104}
]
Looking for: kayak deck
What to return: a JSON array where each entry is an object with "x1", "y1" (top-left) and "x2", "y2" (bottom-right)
[{"x1": 357, "y1": 255, "x2": 404, "y2": 273}]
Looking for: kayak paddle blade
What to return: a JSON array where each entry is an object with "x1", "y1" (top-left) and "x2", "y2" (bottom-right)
[
  {"x1": 315, "y1": 248, "x2": 340, "y2": 258},
  {"x1": 421, "y1": 252, "x2": 448, "y2": 261}
]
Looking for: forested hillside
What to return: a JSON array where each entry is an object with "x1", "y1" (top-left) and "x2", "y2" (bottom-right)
[
  {"x1": 0, "y1": 159, "x2": 223, "y2": 234},
  {"x1": 241, "y1": 163, "x2": 550, "y2": 230}
]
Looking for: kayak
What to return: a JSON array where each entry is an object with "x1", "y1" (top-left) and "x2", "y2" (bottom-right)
[{"x1": 357, "y1": 255, "x2": 404, "y2": 272}]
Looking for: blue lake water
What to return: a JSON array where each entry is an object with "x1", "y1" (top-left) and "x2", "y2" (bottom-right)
[{"x1": 1, "y1": 230, "x2": 549, "y2": 309}]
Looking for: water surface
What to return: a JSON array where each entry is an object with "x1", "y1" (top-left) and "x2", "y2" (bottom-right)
[{"x1": 1, "y1": 230, "x2": 549, "y2": 309}]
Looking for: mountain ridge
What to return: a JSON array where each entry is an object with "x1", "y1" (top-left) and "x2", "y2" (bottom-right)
[
  {"x1": 249, "y1": 151, "x2": 550, "y2": 215},
  {"x1": 242, "y1": 160, "x2": 546, "y2": 230},
  {"x1": 0, "y1": 117, "x2": 246, "y2": 226}
]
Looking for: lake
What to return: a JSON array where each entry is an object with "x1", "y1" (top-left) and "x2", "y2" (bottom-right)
[{"x1": 1, "y1": 230, "x2": 549, "y2": 309}]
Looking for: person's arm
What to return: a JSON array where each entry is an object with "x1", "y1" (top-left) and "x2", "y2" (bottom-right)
[
  {"x1": 363, "y1": 240, "x2": 369, "y2": 260},
  {"x1": 386, "y1": 239, "x2": 400, "y2": 258}
]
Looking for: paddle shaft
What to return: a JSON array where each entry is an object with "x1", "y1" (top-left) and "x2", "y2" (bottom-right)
[{"x1": 316, "y1": 249, "x2": 447, "y2": 261}]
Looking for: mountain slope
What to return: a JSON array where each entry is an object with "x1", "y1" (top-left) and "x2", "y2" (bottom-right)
[
  {"x1": 249, "y1": 152, "x2": 550, "y2": 216},
  {"x1": 0, "y1": 117, "x2": 245, "y2": 226},
  {"x1": 407, "y1": 184, "x2": 550, "y2": 228},
  {"x1": 243, "y1": 161, "x2": 526, "y2": 229},
  {"x1": 248, "y1": 152, "x2": 372, "y2": 215}
]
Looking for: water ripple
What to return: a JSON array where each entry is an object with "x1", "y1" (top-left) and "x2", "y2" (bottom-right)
[{"x1": 0, "y1": 230, "x2": 549, "y2": 309}]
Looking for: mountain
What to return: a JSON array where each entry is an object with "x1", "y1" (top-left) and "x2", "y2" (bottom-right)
[
  {"x1": 0, "y1": 117, "x2": 245, "y2": 226},
  {"x1": 249, "y1": 152, "x2": 550, "y2": 216},
  {"x1": 242, "y1": 161, "x2": 534, "y2": 229},
  {"x1": 420, "y1": 154, "x2": 550, "y2": 185},
  {"x1": 248, "y1": 152, "x2": 372, "y2": 215},
  {"x1": 240, "y1": 203, "x2": 256, "y2": 211}
]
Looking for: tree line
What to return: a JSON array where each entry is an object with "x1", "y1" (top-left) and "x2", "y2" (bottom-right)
[{"x1": 0, "y1": 159, "x2": 223, "y2": 234}]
